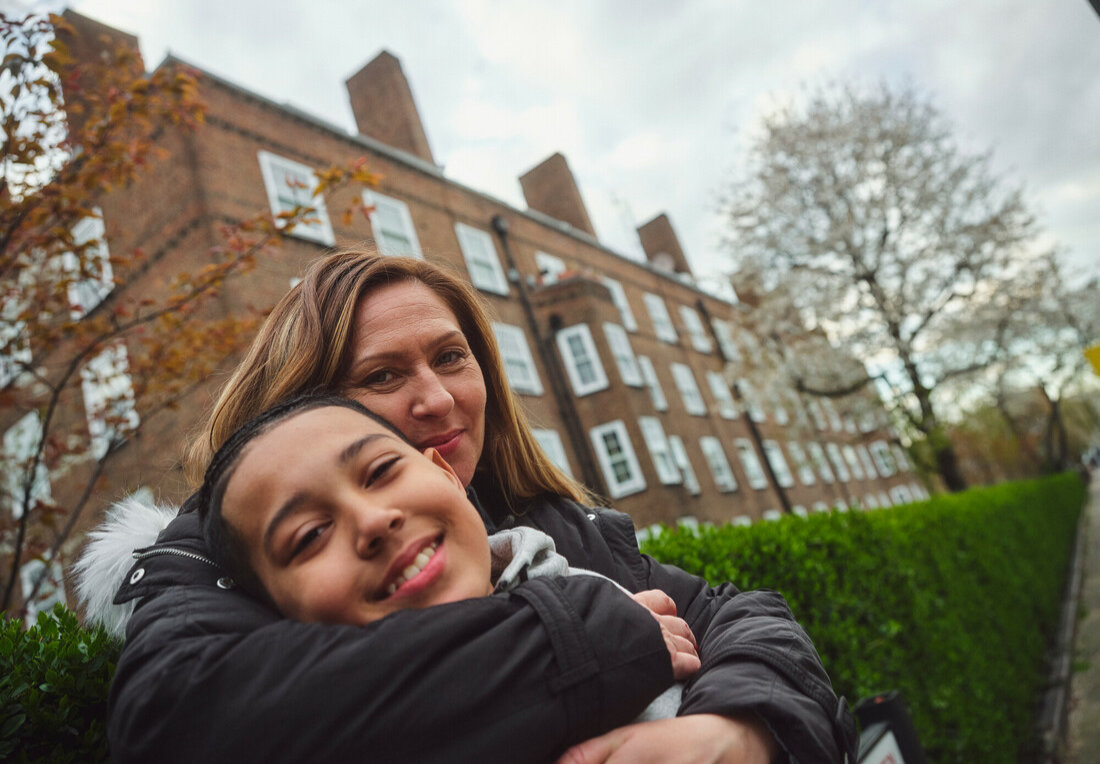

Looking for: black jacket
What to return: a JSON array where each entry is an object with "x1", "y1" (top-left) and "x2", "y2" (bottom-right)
[{"x1": 107, "y1": 492, "x2": 856, "y2": 763}]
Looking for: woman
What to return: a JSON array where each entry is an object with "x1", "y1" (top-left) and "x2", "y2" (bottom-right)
[{"x1": 92, "y1": 250, "x2": 856, "y2": 763}]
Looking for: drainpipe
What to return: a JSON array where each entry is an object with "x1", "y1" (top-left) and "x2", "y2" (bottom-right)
[
  {"x1": 490, "y1": 214, "x2": 608, "y2": 497},
  {"x1": 696, "y1": 298, "x2": 792, "y2": 514}
]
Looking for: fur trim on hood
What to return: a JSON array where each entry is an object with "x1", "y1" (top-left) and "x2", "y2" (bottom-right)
[{"x1": 73, "y1": 495, "x2": 178, "y2": 640}]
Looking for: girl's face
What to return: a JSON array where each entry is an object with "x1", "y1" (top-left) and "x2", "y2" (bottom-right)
[
  {"x1": 341, "y1": 281, "x2": 487, "y2": 486},
  {"x1": 222, "y1": 406, "x2": 493, "y2": 626}
]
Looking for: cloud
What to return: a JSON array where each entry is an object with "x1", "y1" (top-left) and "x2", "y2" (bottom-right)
[{"x1": 43, "y1": 0, "x2": 1099, "y2": 284}]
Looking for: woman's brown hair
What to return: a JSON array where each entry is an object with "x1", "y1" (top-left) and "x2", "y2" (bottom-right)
[{"x1": 185, "y1": 249, "x2": 592, "y2": 507}]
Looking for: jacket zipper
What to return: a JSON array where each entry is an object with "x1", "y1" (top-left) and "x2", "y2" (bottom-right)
[{"x1": 132, "y1": 546, "x2": 219, "y2": 568}]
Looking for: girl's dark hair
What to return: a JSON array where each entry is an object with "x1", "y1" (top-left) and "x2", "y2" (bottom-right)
[{"x1": 197, "y1": 393, "x2": 410, "y2": 604}]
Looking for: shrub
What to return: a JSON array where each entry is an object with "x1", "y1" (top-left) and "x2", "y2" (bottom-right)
[
  {"x1": 642, "y1": 473, "x2": 1085, "y2": 763},
  {"x1": 0, "y1": 603, "x2": 120, "y2": 763}
]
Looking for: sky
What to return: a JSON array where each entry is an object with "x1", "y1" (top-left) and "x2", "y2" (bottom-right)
[{"x1": 14, "y1": 0, "x2": 1100, "y2": 286}]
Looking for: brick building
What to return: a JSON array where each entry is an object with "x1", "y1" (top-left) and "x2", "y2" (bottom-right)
[{"x1": 4, "y1": 11, "x2": 926, "y2": 615}]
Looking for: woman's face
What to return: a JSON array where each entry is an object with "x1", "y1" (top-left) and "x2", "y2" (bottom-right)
[{"x1": 341, "y1": 281, "x2": 487, "y2": 486}]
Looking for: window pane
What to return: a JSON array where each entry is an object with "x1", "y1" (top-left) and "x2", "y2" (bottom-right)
[
  {"x1": 492, "y1": 323, "x2": 542, "y2": 395},
  {"x1": 637, "y1": 356, "x2": 667, "y2": 411},
  {"x1": 258, "y1": 151, "x2": 334, "y2": 246},
  {"x1": 590, "y1": 421, "x2": 645, "y2": 498},
  {"x1": 557, "y1": 325, "x2": 608, "y2": 397},
  {"x1": 366, "y1": 192, "x2": 423, "y2": 257},
  {"x1": 456, "y1": 223, "x2": 508, "y2": 295},
  {"x1": 602, "y1": 278, "x2": 637, "y2": 331},
  {"x1": 603, "y1": 323, "x2": 642, "y2": 387}
]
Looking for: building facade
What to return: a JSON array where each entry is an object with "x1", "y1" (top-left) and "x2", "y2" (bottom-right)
[{"x1": 4, "y1": 11, "x2": 927, "y2": 616}]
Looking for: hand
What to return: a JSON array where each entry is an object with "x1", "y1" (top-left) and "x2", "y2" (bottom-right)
[
  {"x1": 631, "y1": 589, "x2": 699, "y2": 680},
  {"x1": 555, "y1": 714, "x2": 779, "y2": 764}
]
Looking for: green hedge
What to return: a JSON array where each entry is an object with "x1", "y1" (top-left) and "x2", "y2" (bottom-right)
[
  {"x1": 0, "y1": 475, "x2": 1084, "y2": 762},
  {"x1": 0, "y1": 604, "x2": 120, "y2": 763},
  {"x1": 642, "y1": 473, "x2": 1086, "y2": 763}
]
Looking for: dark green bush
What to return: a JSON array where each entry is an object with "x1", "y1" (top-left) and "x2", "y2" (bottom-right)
[
  {"x1": 0, "y1": 603, "x2": 120, "y2": 763},
  {"x1": 643, "y1": 473, "x2": 1085, "y2": 763},
  {"x1": 0, "y1": 475, "x2": 1082, "y2": 762}
]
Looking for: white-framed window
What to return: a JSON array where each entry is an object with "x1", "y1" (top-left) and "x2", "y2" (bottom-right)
[
  {"x1": 812, "y1": 501, "x2": 830, "y2": 513},
  {"x1": 534, "y1": 251, "x2": 567, "y2": 284},
  {"x1": 786, "y1": 441, "x2": 816, "y2": 486},
  {"x1": 706, "y1": 371, "x2": 737, "y2": 419},
  {"x1": 3, "y1": 411, "x2": 51, "y2": 519},
  {"x1": 762, "y1": 440, "x2": 795, "y2": 488},
  {"x1": 455, "y1": 222, "x2": 509, "y2": 295},
  {"x1": 364, "y1": 190, "x2": 423, "y2": 257},
  {"x1": 825, "y1": 442, "x2": 851, "y2": 482},
  {"x1": 710, "y1": 318, "x2": 742, "y2": 363},
  {"x1": 601, "y1": 277, "x2": 637, "y2": 332},
  {"x1": 857, "y1": 444, "x2": 879, "y2": 478},
  {"x1": 845, "y1": 417, "x2": 858, "y2": 434},
  {"x1": 556, "y1": 324, "x2": 608, "y2": 397},
  {"x1": 670, "y1": 363, "x2": 706, "y2": 416},
  {"x1": 589, "y1": 420, "x2": 646, "y2": 499},
  {"x1": 636, "y1": 356, "x2": 668, "y2": 411},
  {"x1": 842, "y1": 444, "x2": 865, "y2": 480},
  {"x1": 859, "y1": 412, "x2": 877, "y2": 433},
  {"x1": 734, "y1": 438, "x2": 769, "y2": 490},
  {"x1": 892, "y1": 443, "x2": 912, "y2": 472},
  {"x1": 257, "y1": 151, "x2": 334, "y2": 246},
  {"x1": 823, "y1": 398, "x2": 844, "y2": 431},
  {"x1": 911, "y1": 483, "x2": 928, "y2": 500},
  {"x1": 667, "y1": 435, "x2": 700, "y2": 495},
  {"x1": 791, "y1": 505, "x2": 809, "y2": 518},
  {"x1": 492, "y1": 323, "x2": 542, "y2": 395},
  {"x1": 638, "y1": 417, "x2": 681, "y2": 485},
  {"x1": 807, "y1": 399, "x2": 828, "y2": 431},
  {"x1": 20, "y1": 555, "x2": 66, "y2": 627},
  {"x1": 64, "y1": 209, "x2": 114, "y2": 318},
  {"x1": 677, "y1": 516, "x2": 700, "y2": 532},
  {"x1": 635, "y1": 523, "x2": 665, "y2": 546},
  {"x1": 603, "y1": 323, "x2": 643, "y2": 387},
  {"x1": 890, "y1": 484, "x2": 914, "y2": 506},
  {"x1": 737, "y1": 378, "x2": 766, "y2": 422},
  {"x1": 0, "y1": 311, "x2": 30, "y2": 389},
  {"x1": 80, "y1": 342, "x2": 140, "y2": 460},
  {"x1": 878, "y1": 492, "x2": 892, "y2": 507},
  {"x1": 678, "y1": 305, "x2": 712, "y2": 354},
  {"x1": 869, "y1": 441, "x2": 897, "y2": 477},
  {"x1": 643, "y1": 293, "x2": 677, "y2": 343},
  {"x1": 763, "y1": 509, "x2": 783, "y2": 522},
  {"x1": 864, "y1": 494, "x2": 880, "y2": 509},
  {"x1": 699, "y1": 436, "x2": 738, "y2": 493},
  {"x1": 533, "y1": 428, "x2": 572, "y2": 478},
  {"x1": 808, "y1": 442, "x2": 835, "y2": 483},
  {"x1": 835, "y1": 499, "x2": 849, "y2": 512}
]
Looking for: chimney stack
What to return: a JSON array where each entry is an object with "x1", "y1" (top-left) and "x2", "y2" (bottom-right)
[
  {"x1": 345, "y1": 51, "x2": 434, "y2": 164},
  {"x1": 637, "y1": 213, "x2": 693, "y2": 277},
  {"x1": 519, "y1": 153, "x2": 597, "y2": 237}
]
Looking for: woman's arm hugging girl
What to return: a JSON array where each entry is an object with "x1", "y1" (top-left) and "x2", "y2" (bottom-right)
[{"x1": 84, "y1": 250, "x2": 855, "y2": 763}]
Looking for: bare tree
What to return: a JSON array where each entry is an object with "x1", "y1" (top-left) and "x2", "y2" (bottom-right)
[
  {"x1": 988, "y1": 254, "x2": 1100, "y2": 472},
  {"x1": 723, "y1": 83, "x2": 1054, "y2": 491}
]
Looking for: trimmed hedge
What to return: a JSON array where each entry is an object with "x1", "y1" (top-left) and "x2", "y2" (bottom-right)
[
  {"x1": 0, "y1": 604, "x2": 120, "y2": 763},
  {"x1": 642, "y1": 473, "x2": 1085, "y2": 763},
  {"x1": 0, "y1": 475, "x2": 1083, "y2": 762}
]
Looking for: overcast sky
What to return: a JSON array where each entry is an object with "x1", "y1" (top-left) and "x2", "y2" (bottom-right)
[{"x1": 18, "y1": 0, "x2": 1100, "y2": 285}]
